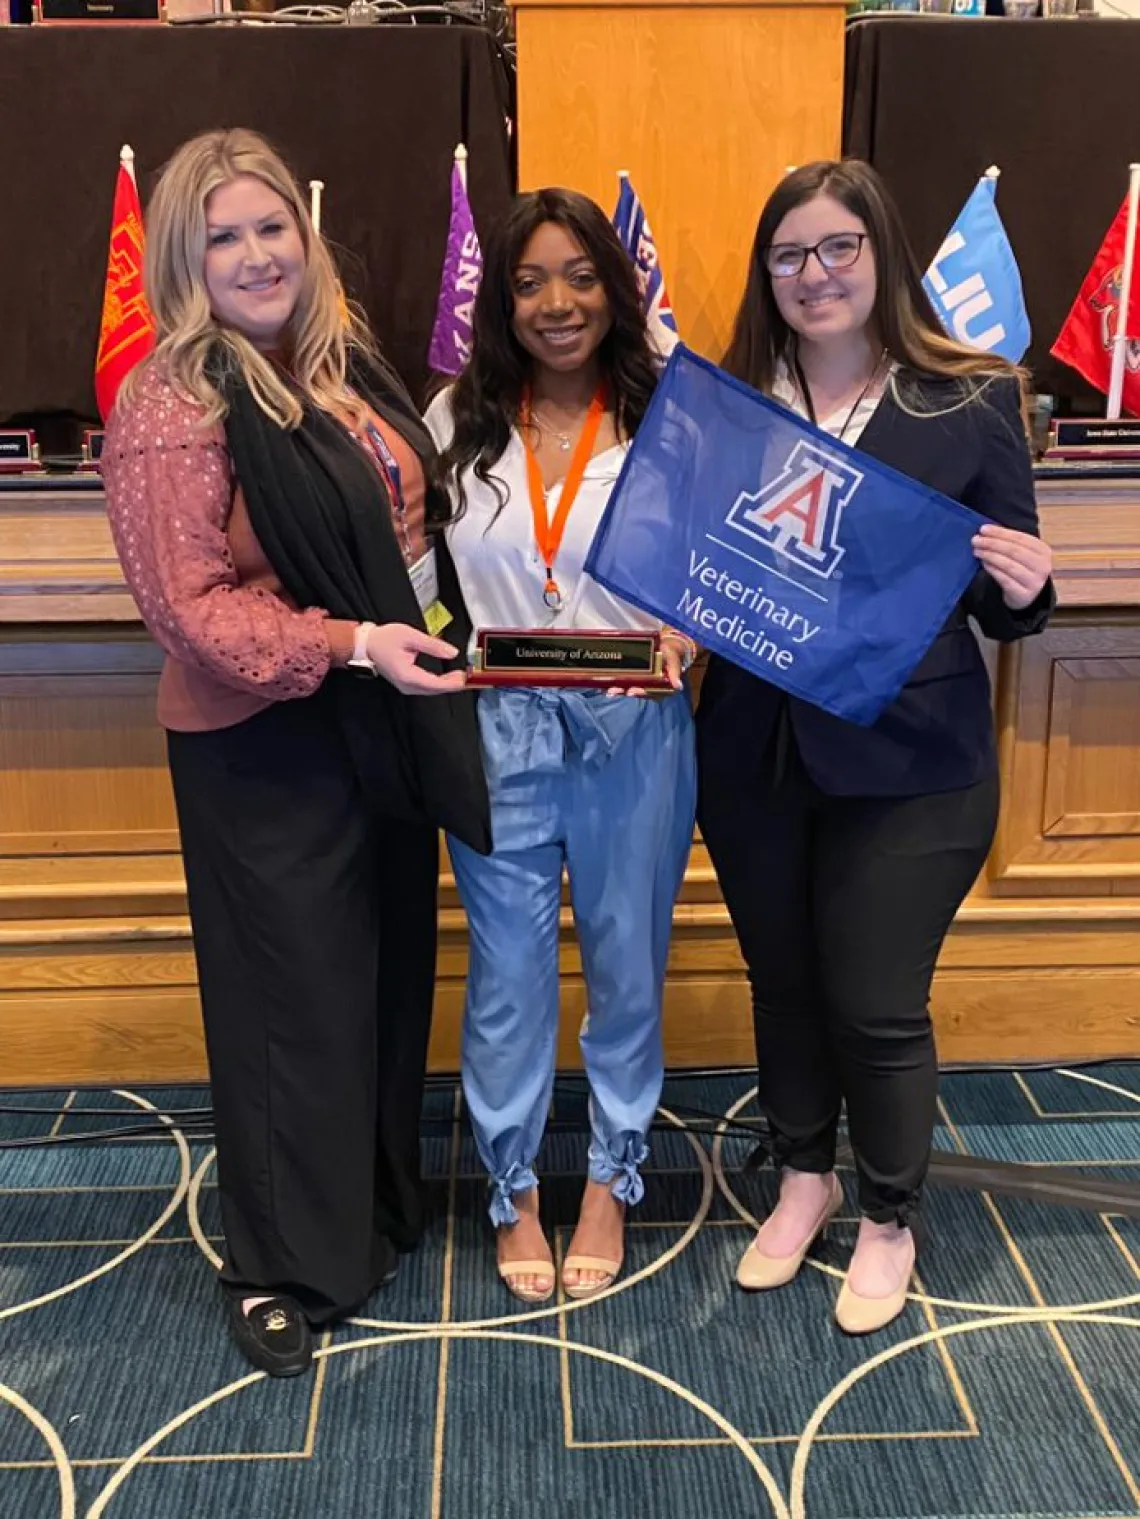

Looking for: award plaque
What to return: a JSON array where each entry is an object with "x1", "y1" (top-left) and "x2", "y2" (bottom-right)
[
  {"x1": 0, "y1": 430, "x2": 42, "y2": 474},
  {"x1": 468, "y1": 628, "x2": 672, "y2": 689}
]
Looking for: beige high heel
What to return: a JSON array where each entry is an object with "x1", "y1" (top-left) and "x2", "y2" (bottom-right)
[
  {"x1": 834, "y1": 1226, "x2": 917, "y2": 1336},
  {"x1": 736, "y1": 1174, "x2": 844, "y2": 1291}
]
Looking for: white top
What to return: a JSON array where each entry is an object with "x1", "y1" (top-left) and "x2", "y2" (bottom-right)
[
  {"x1": 771, "y1": 361, "x2": 893, "y2": 447},
  {"x1": 424, "y1": 389, "x2": 661, "y2": 644}
]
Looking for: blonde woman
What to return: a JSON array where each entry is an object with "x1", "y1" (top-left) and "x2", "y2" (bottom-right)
[
  {"x1": 698, "y1": 160, "x2": 1053, "y2": 1336},
  {"x1": 101, "y1": 129, "x2": 489, "y2": 1377}
]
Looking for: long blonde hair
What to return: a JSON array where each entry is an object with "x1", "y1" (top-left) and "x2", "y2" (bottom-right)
[
  {"x1": 121, "y1": 127, "x2": 376, "y2": 427},
  {"x1": 723, "y1": 160, "x2": 1028, "y2": 421}
]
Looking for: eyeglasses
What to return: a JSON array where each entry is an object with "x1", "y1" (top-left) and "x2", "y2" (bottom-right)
[{"x1": 764, "y1": 233, "x2": 868, "y2": 279}]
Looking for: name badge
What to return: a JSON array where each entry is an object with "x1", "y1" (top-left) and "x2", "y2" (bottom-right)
[{"x1": 409, "y1": 547, "x2": 453, "y2": 637}]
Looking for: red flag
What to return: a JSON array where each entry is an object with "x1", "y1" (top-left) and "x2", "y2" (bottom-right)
[
  {"x1": 1051, "y1": 196, "x2": 1140, "y2": 418},
  {"x1": 94, "y1": 153, "x2": 155, "y2": 422}
]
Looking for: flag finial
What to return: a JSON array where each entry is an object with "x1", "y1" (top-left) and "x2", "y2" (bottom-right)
[{"x1": 983, "y1": 165, "x2": 1001, "y2": 180}]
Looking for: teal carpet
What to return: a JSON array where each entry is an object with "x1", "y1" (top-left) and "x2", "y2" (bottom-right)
[{"x1": 0, "y1": 1065, "x2": 1138, "y2": 1518}]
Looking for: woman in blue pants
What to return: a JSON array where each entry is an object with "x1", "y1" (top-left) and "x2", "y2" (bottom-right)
[{"x1": 425, "y1": 188, "x2": 696, "y2": 1303}]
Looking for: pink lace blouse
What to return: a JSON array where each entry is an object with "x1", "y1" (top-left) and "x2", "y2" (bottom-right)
[{"x1": 101, "y1": 365, "x2": 424, "y2": 732}]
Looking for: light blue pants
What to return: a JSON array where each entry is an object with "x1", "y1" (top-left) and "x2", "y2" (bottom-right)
[{"x1": 448, "y1": 686, "x2": 697, "y2": 1227}]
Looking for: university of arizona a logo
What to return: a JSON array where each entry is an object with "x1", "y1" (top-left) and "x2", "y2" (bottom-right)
[{"x1": 723, "y1": 441, "x2": 863, "y2": 580}]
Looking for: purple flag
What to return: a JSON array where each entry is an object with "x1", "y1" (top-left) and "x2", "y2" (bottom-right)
[{"x1": 428, "y1": 162, "x2": 482, "y2": 376}]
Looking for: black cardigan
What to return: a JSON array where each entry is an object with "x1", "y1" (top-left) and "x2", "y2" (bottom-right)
[
  {"x1": 696, "y1": 374, "x2": 1054, "y2": 798},
  {"x1": 222, "y1": 353, "x2": 491, "y2": 854}
]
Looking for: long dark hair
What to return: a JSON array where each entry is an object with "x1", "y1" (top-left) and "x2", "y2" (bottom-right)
[
  {"x1": 723, "y1": 159, "x2": 1022, "y2": 404},
  {"x1": 438, "y1": 187, "x2": 660, "y2": 514}
]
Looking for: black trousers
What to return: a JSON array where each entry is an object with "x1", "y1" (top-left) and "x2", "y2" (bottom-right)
[
  {"x1": 698, "y1": 742, "x2": 998, "y2": 1223},
  {"x1": 167, "y1": 683, "x2": 440, "y2": 1325}
]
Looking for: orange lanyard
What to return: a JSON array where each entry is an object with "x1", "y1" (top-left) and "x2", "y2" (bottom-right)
[{"x1": 520, "y1": 387, "x2": 606, "y2": 610}]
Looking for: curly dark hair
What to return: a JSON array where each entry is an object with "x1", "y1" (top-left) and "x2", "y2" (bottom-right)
[{"x1": 438, "y1": 187, "x2": 660, "y2": 515}]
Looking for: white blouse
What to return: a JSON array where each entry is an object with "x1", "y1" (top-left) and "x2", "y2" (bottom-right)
[{"x1": 424, "y1": 389, "x2": 662, "y2": 648}]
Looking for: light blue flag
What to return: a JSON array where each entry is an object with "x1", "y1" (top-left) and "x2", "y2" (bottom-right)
[
  {"x1": 924, "y1": 172, "x2": 1030, "y2": 363},
  {"x1": 585, "y1": 347, "x2": 985, "y2": 727}
]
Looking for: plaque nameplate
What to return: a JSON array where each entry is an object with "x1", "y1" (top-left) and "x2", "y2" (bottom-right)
[
  {"x1": 33, "y1": 0, "x2": 162, "y2": 19},
  {"x1": 0, "y1": 430, "x2": 42, "y2": 473},
  {"x1": 1048, "y1": 418, "x2": 1140, "y2": 459},
  {"x1": 80, "y1": 429, "x2": 106, "y2": 471},
  {"x1": 468, "y1": 628, "x2": 671, "y2": 689}
]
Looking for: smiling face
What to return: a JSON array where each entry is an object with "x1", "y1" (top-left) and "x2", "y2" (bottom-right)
[
  {"x1": 510, "y1": 220, "x2": 613, "y2": 378},
  {"x1": 767, "y1": 192, "x2": 877, "y2": 348},
  {"x1": 202, "y1": 174, "x2": 306, "y2": 351}
]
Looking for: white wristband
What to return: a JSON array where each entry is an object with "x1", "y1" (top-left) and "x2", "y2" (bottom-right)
[{"x1": 347, "y1": 621, "x2": 379, "y2": 676}]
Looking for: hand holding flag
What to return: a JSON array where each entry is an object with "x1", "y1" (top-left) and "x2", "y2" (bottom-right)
[{"x1": 585, "y1": 347, "x2": 986, "y2": 727}]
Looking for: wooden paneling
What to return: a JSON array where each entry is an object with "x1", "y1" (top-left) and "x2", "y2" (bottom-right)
[
  {"x1": 1, "y1": 474, "x2": 1139, "y2": 1083},
  {"x1": 1036, "y1": 477, "x2": 1140, "y2": 607},
  {"x1": 514, "y1": 0, "x2": 845, "y2": 360},
  {"x1": 2, "y1": 893, "x2": 1138, "y2": 1085},
  {"x1": 992, "y1": 617, "x2": 1140, "y2": 887},
  {"x1": 0, "y1": 487, "x2": 137, "y2": 622}
]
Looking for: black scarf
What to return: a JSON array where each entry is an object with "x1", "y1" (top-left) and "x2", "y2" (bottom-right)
[{"x1": 215, "y1": 346, "x2": 491, "y2": 855}]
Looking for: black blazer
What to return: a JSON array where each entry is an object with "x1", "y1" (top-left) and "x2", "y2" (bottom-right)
[{"x1": 696, "y1": 374, "x2": 1054, "y2": 797}]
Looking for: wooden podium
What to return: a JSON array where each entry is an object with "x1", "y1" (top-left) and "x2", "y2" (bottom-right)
[{"x1": 513, "y1": 0, "x2": 846, "y2": 359}]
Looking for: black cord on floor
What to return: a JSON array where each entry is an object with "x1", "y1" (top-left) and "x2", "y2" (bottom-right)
[{"x1": 0, "y1": 1056, "x2": 1132, "y2": 1153}]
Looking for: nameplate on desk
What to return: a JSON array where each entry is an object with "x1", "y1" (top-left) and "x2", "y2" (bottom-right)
[
  {"x1": 33, "y1": 0, "x2": 162, "y2": 19},
  {"x1": 468, "y1": 628, "x2": 671, "y2": 690},
  {"x1": 0, "y1": 430, "x2": 42, "y2": 474},
  {"x1": 80, "y1": 429, "x2": 105, "y2": 471},
  {"x1": 1048, "y1": 418, "x2": 1140, "y2": 459}
]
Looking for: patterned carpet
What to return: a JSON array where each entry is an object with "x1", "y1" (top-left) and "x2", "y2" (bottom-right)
[{"x1": 0, "y1": 1065, "x2": 1138, "y2": 1519}]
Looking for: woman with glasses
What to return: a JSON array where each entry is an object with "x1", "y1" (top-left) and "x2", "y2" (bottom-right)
[{"x1": 697, "y1": 160, "x2": 1054, "y2": 1335}]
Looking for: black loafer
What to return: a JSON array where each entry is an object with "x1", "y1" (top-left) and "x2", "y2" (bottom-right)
[{"x1": 228, "y1": 1295, "x2": 313, "y2": 1378}]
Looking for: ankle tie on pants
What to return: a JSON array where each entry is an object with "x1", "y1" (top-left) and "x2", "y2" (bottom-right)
[{"x1": 487, "y1": 1161, "x2": 539, "y2": 1228}]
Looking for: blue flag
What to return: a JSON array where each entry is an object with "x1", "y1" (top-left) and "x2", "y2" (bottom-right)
[
  {"x1": 612, "y1": 173, "x2": 679, "y2": 359},
  {"x1": 924, "y1": 173, "x2": 1031, "y2": 363},
  {"x1": 585, "y1": 348, "x2": 986, "y2": 727}
]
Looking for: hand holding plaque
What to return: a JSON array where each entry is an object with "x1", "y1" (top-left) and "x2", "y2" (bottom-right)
[
  {"x1": 474, "y1": 388, "x2": 676, "y2": 690},
  {"x1": 468, "y1": 627, "x2": 673, "y2": 689}
]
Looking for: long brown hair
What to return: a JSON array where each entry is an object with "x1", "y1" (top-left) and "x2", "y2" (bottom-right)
[
  {"x1": 723, "y1": 159, "x2": 1026, "y2": 412},
  {"x1": 120, "y1": 127, "x2": 377, "y2": 429}
]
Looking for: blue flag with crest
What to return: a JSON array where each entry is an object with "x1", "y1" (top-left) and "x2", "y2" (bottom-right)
[
  {"x1": 923, "y1": 172, "x2": 1031, "y2": 363},
  {"x1": 584, "y1": 347, "x2": 986, "y2": 727}
]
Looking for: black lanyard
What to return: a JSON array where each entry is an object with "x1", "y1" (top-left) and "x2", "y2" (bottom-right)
[{"x1": 792, "y1": 352, "x2": 886, "y2": 443}]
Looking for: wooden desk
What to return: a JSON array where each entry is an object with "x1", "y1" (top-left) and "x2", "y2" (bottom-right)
[{"x1": 0, "y1": 475, "x2": 1137, "y2": 1085}]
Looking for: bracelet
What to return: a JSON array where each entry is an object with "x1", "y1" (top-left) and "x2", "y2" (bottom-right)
[{"x1": 661, "y1": 628, "x2": 699, "y2": 672}]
